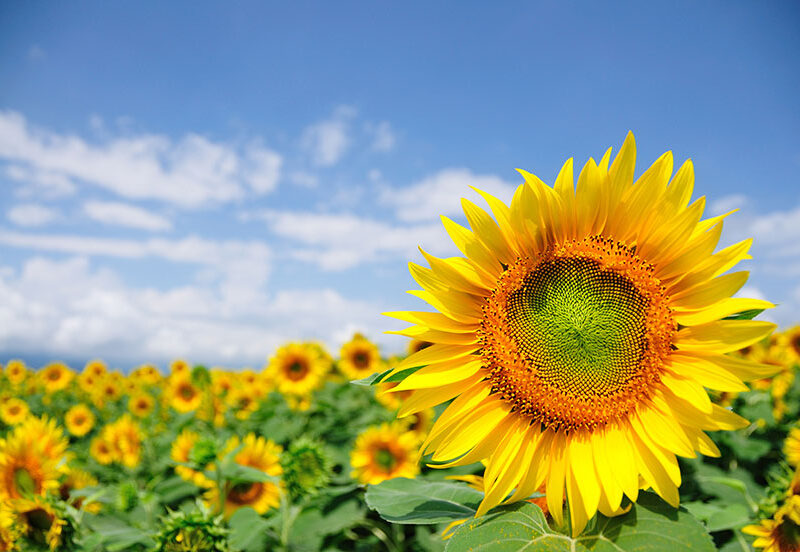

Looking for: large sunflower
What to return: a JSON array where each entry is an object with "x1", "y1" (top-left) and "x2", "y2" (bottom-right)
[
  {"x1": 205, "y1": 433, "x2": 283, "y2": 518},
  {"x1": 268, "y1": 343, "x2": 328, "y2": 397},
  {"x1": 0, "y1": 430, "x2": 61, "y2": 500},
  {"x1": 384, "y1": 133, "x2": 778, "y2": 534}
]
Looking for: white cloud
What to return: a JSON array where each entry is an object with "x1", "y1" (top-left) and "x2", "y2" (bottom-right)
[
  {"x1": 83, "y1": 201, "x2": 172, "y2": 231},
  {"x1": 709, "y1": 194, "x2": 748, "y2": 217},
  {"x1": 7, "y1": 204, "x2": 59, "y2": 227},
  {"x1": 300, "y1": 106, "x2": 356, "y2": 167},
  {"x1": 0, "y1": 255, "x2": 387, "y2": 366},
  {"x1": 0, "y1": 111, "x2": 283, "y2": 207},
  {"x1": 367, "y1": 121, "x2": 396, "y2": 152},
  {"x1": 258, "y1": 210, "x2": 455, "y2": 270},
  {"x1": 6, "y1": 164, "x2": 76, "y2": 198},
  {"x1": 288, "y1": 171, "x2": 319, "y2": 188},
  {"x1": 382, "y1": 168, "x2": 518, "y2": 222}
]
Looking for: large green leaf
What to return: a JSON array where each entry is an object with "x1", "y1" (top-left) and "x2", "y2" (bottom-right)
[
  {"x1": 445, "y1": 492, "x2": 715, "y2": 552},
  {"x1": 365, "y1": 477, "x2": 483, "y2": 524},
  {"x1": 228, "y1": 507, "x2": 275, "y2": 552}
]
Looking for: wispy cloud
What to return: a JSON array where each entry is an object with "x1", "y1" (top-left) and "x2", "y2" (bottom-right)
[
  {"x1": 381, "y1": 168, "x2": 517, "y2": 222},
  {"x1": 6, "y1": 203, "x2": 59, "y2": 227},
  {"x1": 300, "y1": 106, "x2": 356, "y2": 167},
  {"x1": 366, "y1": 121, "x2": 396, "y2": 152},
  {"x1": 256, "y1": 209, "x2": 454, "y2": 270},
  {"x1": 0, "y1": 111, "x2": 283, "y2": 207},
  {"x1": 83, "y1": 201, "x2": 172, "y2": 232}
]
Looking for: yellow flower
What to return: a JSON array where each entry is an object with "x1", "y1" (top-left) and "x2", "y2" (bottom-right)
[
  {"x1": 407, "y1": 339, "x2": 432, "y2": 355},
  {"x1": 779, "y1": 326, "x2": 800, "y2": 363},
  {"x1": 743, "y1": 495, "x2": 800, "y2": 551},
  {"x1": 130, "y1": 363, "x2": 161, "y2": 385},
  {"x1": 64, "y1": 404, "x2": 95, "y2": 437},
  {"x1": 171, "y1": 429, "x2": 213, "y2": 488},
  {"x1": 14, "y1": 416, "x2": 68, "y2": 462},
  {"x1": 59, "y1": 466, "x2": 100, "y2": 513},
  {"x1": 39, "y1": 362, "x2": 73, "y2": 394},
  {"x1": 226, "y1": 387, "x2": 259, "y2": 420},
  {"x1": 375, "y1": 381, "x2": 414, "y2": 411},
  {"x1": 84, "y1": 359, "x2": 107, "y2": 379},
  {"x1": 268, "y1": 343, "x2": 328, "y2": 397},
  {"x1": 205, "y1": 434, "x2": 283, "y2": 518},
  {"x1": 0, "y1": 500, "x2": 21, "y2": 551},
  {"x1": 0, "y1": 398, "x2": 29, "y2": 426},
  {"x1": 0, "y1": 429, "x2": 61, "y2": 500},
  {"x1": 167, "y1": 376, "x2": 203, "y2": 413},
  {"x1": 94, "y1": 376, "x2": 122, "y2": 405},
  {"x1": 170, "y1": 359, "x2": 190, "y2": 377},
  {"x1": 128, "y1": 393, "x2": 155, "y2": 418},
  {"x1": 338, "y1": 334, "x2": 383, "y2": 380},
  {"x1": 786, "y1": 428, "x2": 800, "y2": 468},
  {"x1": 211, "y1": 370, "x2": 235, "y2": 398},
  {"x1": 5, "y1": 360, "x2": 27, "y2": 386},
  {"x1": 90, "y1": 437, "x2": 114, "y2": 465},
  {"x1": 350, "y1": 423, "x2": 420, "y2": 485},
  {"x1": 13, "y1": 496, "x2": 66, "y2": 551},
  {"x1": 400, "y1": 408, "x2": 434, "y2": 440},
  {"x1": 383, "y1": 133, "x2": 778, "y2": 535}
]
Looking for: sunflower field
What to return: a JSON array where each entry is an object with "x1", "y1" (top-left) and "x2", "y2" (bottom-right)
[{"x1": 3, "y1": 136, "x2": 800, "y2": 552}]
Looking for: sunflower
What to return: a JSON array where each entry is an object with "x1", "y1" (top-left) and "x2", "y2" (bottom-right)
[
  {"x1": 0, "y1": 429, "x2": 61, "y2": 500},
  {"x1": 268, "y1": 343, "x2": 328, "y2": 397},
  {"x1": 384, "y1": 133, "x2": 778, "y2": 535},
  {"x1": 84, "y1": 359, "x2": 107, "y2": 379},
  {"x1": 130, "y1": 363, "x2": 161, "y2": 385},
  {"x1": 786, "y1": 428, "x2": 800, "y2": 468},
  {"x1": 205, "y1": 434, "x2": 283, "y2": 518},
  {"x1": 39, "y1": 362, "x2": 73, "y2": 393},
  {"x1": 408, "y1": 339, "x2": 433, "y2": 355},
  {"x1": 0, "y1": 398, "x2": 29, "y2": 426},
  {"x1": 128, "y1": 393, "x2": 155, "y2": 418},
  {"x1": 105, "y1": 414, "x2": 143, "y2": 468},
  {"x1": 64, "y1": 404, "x2": 95, "y2": 437},
  {"x1": 89, "y1": 437, "x2": 114, "y2": 465},
  {"x1": 59, "y1": 467, "x2": 100, "y2": 513},
  {"x1": 400, "y1": 408, "x2": 434, "y2": 439},
  {"x1": 170, "y1": 359, "x2": 190, "y2": 377},
  {"x1": 375, "y1": 381, "x2": 414, "y2": 411},
  {"x1": 167, "y1": 376, "x2": 203, "y2": 413},
  {"x1": 4, "y1": 360, "x2": 27, "y2": 386},
  {"x1": 744, "y1": 495, "x2": 800, "y2": 551},
  {"x1": 14, "y1": 416, "x2": 68, "y2": 462},
  {"x1": 0, "y1": 501, "x2": 21, "y2": 551},
  {"x1": 13, "y1": 496, "x2": 66, "y2": 551},
  {"x1": 171, "y1": 429, "x2": 213, "y2": 488},
  {"x1": 227, "y1": 387, "x2": 259, "y2": 420},
  {"x1": 350, "y1": 423, "x2": 420, "y2": 485},
  {"x1": 780, "y1": 326, "x2": 800, "y2": 363},
  {"x1": 94, "y1": 376, "x2": 122, "y2": 405},
  {"x1": 339, "y1": 334, "x2": 384, "y2": 380},
  {"x1": 211, "y1": 370, "x2": 235, "y2": 398}
]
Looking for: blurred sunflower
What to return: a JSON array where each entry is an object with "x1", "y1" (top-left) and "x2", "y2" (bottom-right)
[
  {"x1": 40, "y1": 362, "x2": 73, "y2": 394},
  {"x1": 0, "y1": 398, "x2": 29, "y2": 426},
  {"x1": 350, "y1": 423, "x2": 420, "y2": 485},
  {"x1": 384, "y1": 133, "x2": 778, "y2": 534},
  {"x1": 227, "y1": 387, "x2": 259, "y2": 420},
  {"x1": 781, "y1": 326, "x2": 800, "y2": 362},
  {"x1": 211, "y1": 370, "x2": 235, "y2": 398},
  {"x1": 0, "y1": 501, "x2": 20, "y2": 551},
  {"x1": 400, "y1": 408, "x2": 434, "y2": 440},
  {"x1": 268, "y1": 343, "x2": 327, "y2": 397},
  {"x1": 0, "y1": 429, "x2": 61, "y2": 499},
  {"x1": 131, "y1": 363, "x2": 161, "y2": 385},
  {"x1": 339, "y1": 334, "x2": 383, "y2": 380},
  {"x1": 84, "y1": 359, "x2": 107, "y2": 379},
  {"x1": 408, "y1": 339, "x2": 433, "y2": 355},
  {"x1": 14, "y1": 496, "x2": 66, "y2": 551},
  {"x1": 95, "y1": 376, "x2": 122, "y2": 404},
  {"x1": 375, "y1": 381, "x2": 414, "y2": 411},
  {"x1": 89, "y1": 437, "x2": 114, "y2": 465},
  {"x1": 171, "y1": 429, "x2": 213, "y2": 488},
  {"x1": 128, "y1": 393, "x2": 155, "y2": 418},
  {"x1": 15, "y1": 416, "x2": 69, "y2": 461},
  {"x1": 744, "y1": 495, "x2": 800, "y2": 551},
  {"x1": 170, "y1": 359, "x2": 190, "y2": 377},
  {"x1": 167, "y1": 376, "x2": 203, "y2": 413},
  {"x1": 786, "y1": 428, "x2": 800, "y2": 468},
  {"x1": 205, "y1": 434, "x2": 283, "y2": 518},
  {"x1": 59, "y1": 466, "x2": 100, "y2": 513},
  {"x1": 5, "y1": 359, "x2": 27, "y2": 386},
  {"x1": 105, "y1": 414, "x2": 143, "y2": 468},
  {"x1": 64, "y1": 404, "x2": 95, "y2": 437}
]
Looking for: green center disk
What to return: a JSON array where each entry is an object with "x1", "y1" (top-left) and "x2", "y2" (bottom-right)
[{"x1": 506, "y1": 256, "x2": 649, "y2": 397}]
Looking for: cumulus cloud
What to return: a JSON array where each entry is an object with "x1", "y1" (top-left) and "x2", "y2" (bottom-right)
[
  {"x1": 257, "y1": 210, "x2": 455, "y2": 270},
  {"x1": 381, "y1": 168, "x2": 517, "y2": 222},
  {"x1": 301, "y1": 106, "x2": 356, "y2": 167},
  {"x1": 6, "y1": 204, "x2": 59, "y2": 227},
  {"x1": 0, "y1": 111, "x2": 283, "y2": 207},
  {"x1": 0, "y1": 255, "x2": 384, "y2": 367},
  {"x1": 83, "y1": 201, "x2": 172, "y2": 231},
  {"x1": 5, "y1": 164, "x2": 76, "y2": 198}
]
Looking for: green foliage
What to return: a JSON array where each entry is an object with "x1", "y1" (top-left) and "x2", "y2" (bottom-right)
[
  {"x1": 366, "y1": 477, "x2": 483, "y2": 524},
  {"x1": 444, "y1": 493, "x2": 715, "y2": 552}
]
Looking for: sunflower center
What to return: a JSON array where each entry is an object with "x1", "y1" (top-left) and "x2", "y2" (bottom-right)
[
  {"x1": 479, "y1": 236, "x2": 675, "y2": 432},
  {"x1": 375, "y1": 447, "x2": 397, "y2": 471},
  {"x1": 229, "y1": 481, "x2": 262, "y2": 504},
  {"x1": 179, "y1": 384, "x2": 196, "y2": 400},
  {"x1": 353, "y1": 352, "x2": 370, "y2": 369},
  {"x1": 285, "y1": 360, "x2": 309, "y2": 381}
]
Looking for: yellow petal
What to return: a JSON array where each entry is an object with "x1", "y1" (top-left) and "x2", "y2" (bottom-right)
[
  {"x1": 546, "y1": 431, "x2": 568, "y2": 527},
  {"x1": 383, "y1": 311, "x2": 478, "y2": 333},
  {"x1": 391, "y1": 343, "x2": 477, "y2": 373},
  {"x1": 671, "y1": 271, "x2": 749, "y2": 310},
  {"x1": 673, "y1": 298, "x2": 775, "y2": 327},
  {"x1": 667, "y1": 352, "x2": 749, "y2": 392},
  {"x1": 441, "y1": 215, "x2": 501, "y2": 279},
  {"x1": 676, "y1": 320, "x2": 776, "y2": 354},
  {"x1": 660, "y1": 372, "x2": 712, "y2": 413},
  {"x1": 392, "y1": 357, "x2": 484, "y2": 391}
]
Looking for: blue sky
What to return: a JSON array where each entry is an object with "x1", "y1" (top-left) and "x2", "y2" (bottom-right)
[{"x1": 0, "y1": 1, "x2": 798, "y2": 369}]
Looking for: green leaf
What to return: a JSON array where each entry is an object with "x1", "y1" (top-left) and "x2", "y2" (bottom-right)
[
  {"x1": 228, "y1": 507, "x2": 274, "y2": 552},
  {"x1": 684, "y1": 501, "x2": 752, "y2": 532},
  {"x1": 84, "y1": 515, "x2": 155, "y2": 551},
  {"x1": 724, "y1": 308, "x2": 766, "y2": 320},
  {"x1": 290, "y1": 499, "x2": 365, "y2": 551},
  {"x1": 445, "y1": 492, "x2": 715, "y2": 552},
  {"x1": 365, "y1": 477, "x2": 483, "y2": 524},
  {"x1": 382, "y1": 366, "x2": 423, "y2": 383},
  {"x1": 350, "y1": 368, "x2": 392, "y2": 386},
  {"x1": 153, "y1": 475, "x2": 198, "y2": 504}
]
